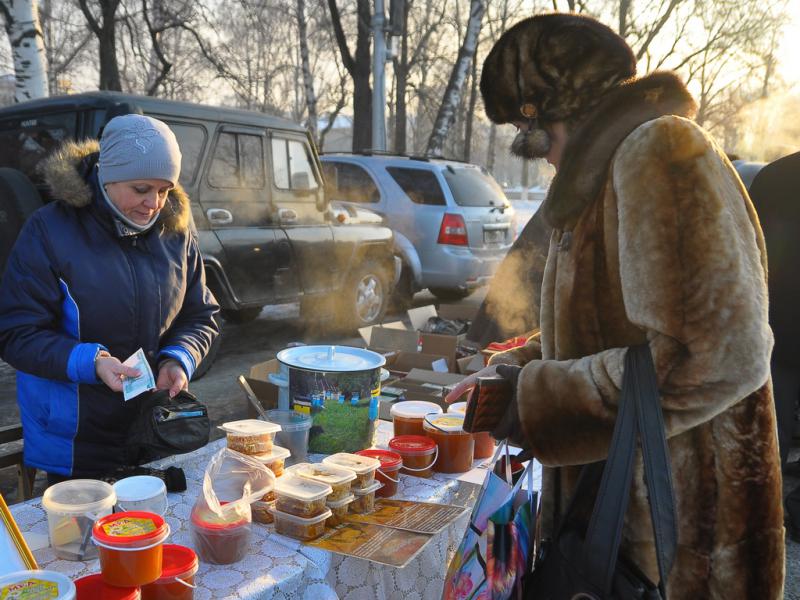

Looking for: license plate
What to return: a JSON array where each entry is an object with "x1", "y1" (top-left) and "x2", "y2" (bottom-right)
[{"x1": 484, "y1": 229, "x2": 505, "y2": 244}]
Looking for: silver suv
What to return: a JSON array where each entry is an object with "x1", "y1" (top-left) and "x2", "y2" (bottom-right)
[{"x1": 321, "y1": 154, "x2": 515, "y2": 304}]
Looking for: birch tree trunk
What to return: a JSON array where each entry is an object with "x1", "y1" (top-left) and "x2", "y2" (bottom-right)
[
  {"x1": 297, "y1": 0, "x2": 318, "y2": 142},
  {"x1": 0, "y1": 0, "x2": 49, "y2": 102},
  {"x1": 425, "y1": 0, "x2": 483, "y2": 157}
]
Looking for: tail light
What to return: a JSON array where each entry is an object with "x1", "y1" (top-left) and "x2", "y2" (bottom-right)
[{"x1": 438, "y1": 213, "x2": 468, "y2": 246}]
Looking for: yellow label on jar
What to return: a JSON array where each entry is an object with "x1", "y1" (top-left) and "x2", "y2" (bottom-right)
[
  {"x1": 0, "y1": 579, "x2": 59, "y2": 599},
  {"x1": 102, "y1": 516, "x2": 157, "y2": 537},
  {"x1": 431, "y1": 416, "x2": 463, "y2": 427}
]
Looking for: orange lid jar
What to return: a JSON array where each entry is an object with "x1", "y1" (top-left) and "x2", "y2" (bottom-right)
[
  {"x1": 390, "y1": 401, "x2": 442, "y2": 437},
  {"x1": 92, "y1": 511, "x2": 170, "y2": 588},
  {"x1": 388, "y1": 435, "x2": 437, "y2": 478},
  {"x1": 423, "y1": 414, "x2": 474, "y2": 473}
]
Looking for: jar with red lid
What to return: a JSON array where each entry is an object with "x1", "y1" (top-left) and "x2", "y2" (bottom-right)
[
  {"x1": 356, "y1": 449, "x2": 402, "y2": 497},
  {"x1": 189, "y1": 504, "x2": 250, "y2": 565},
  {"x1": 390, "y1": 401, "x2": 442, "y2": 437},
  {"x1": 449, "y1": 401, "x2": 496, "y2": 459},
  {"x1": 92, "y1": 511, "x2": 170, "y2": 587},
  {"x1": 388, "y1": 435, "x2": 438, "y2": 478},
  {"x1": 74, "y1": 574, "x2": 140, "y2": 600},
  {"x1": 422, "y1": 414, "x2": 474, "y2": 473},
  {"x1": 141, "y1": 544, "x2": 198, "y2": 600}
]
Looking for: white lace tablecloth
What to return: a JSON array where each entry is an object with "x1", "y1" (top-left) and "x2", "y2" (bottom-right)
[{"x1": 11, "y1": 421, "x2": 542, "y2": 599}]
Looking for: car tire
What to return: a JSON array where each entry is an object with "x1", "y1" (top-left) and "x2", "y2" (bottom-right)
[
  {"x1": 0, "y1": 168, "x2": 43, "y2": 276},
  {"x1": 429, "y1": 287, "x2": 474, "y2": 302},
  {"x1": 192, "y1": 320, "x2": 222, "y2": 380},
  {"x1": 340, "y1": 260, "x2": 389, "y2": 329},
  {"x1": 221, "y1": 307, "x2": 262, "y2": 324}
]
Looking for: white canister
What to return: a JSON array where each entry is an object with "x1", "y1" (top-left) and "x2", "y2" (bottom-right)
[
  {"x1": 113, "y1": 476, "x2": 168, "y2": 515},
  {"x1": 0, "y1": 570, "x2": 76, "y2": 600}
]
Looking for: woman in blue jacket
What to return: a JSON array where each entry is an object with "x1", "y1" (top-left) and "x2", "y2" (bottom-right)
[{"x1": 0, "y1": 114, "x2": 219, "y2": 481}]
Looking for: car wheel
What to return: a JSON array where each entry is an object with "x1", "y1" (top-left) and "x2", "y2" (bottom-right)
[
  {"x1": 342, "y1": 261, "x2": 389, "y2": 329},
  {"x1": 0, "y1": 168, "x2": 43, "y2": 276},
  {"x1": 429, "y1": 287, "x2": 474, "y2": 302},
  {"x1": 192, "y1": 322, "x2": 222, "y2": 380},
  {"x1": 221, "y1": 307, "x2": 263, "y2": 324}
]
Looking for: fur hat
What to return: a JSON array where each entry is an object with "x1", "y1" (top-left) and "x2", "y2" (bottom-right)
[{"x1": 481, "y1": 14, "x2": 636, "y2": 157}]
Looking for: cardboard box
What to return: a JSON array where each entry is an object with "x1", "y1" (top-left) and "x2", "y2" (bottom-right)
[
  {"x1": 243, "y1": 359, "x2": 281, "y2": 418},
  {"x1": 387, "y1": 368, "x2": 467, "y2": 411},
  {"x1": 384, "y1": 351, "x2": 449, "y2": 376},
  {"x1": 457, "y1": 353, "x2": 485, "y2": 375}
]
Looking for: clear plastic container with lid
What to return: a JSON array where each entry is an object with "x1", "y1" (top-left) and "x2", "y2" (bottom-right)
[
  {"x1": 322, "y1": 453, "x2": 380, "y2": 490},
  {"x1": 390, "y1": 401, "x2": 443, "y2": 437},
  {"x1": 325, "y1": 494, "x2": 355, "y2": 526},
  {"x1": 270, "y1": 507, "x2": 332, "y2": 541},
  {"x1": 252, "y1": 445, "x2": 291, "y2": 477},
  {"x1": 448, "y1": 401, "x2": 496, "y2": 460},
  {"x1": 74, "y1": 574, "x2": 140, "y2": 600},
  {"x1": 189, "y1": 504, "x2": 250, "y2": 565},
  {"x1": 355, "y1": 449, "x2": 402, "y2": 497},
  {"x1": 423, "y1": 414, "x2": 474, "y2": 473},
  {"x1": 141, "y1": 544, "x2": 198, "y2": 600},
  {"x1": 274, "y1": 474, "x2": 332, "y2": 517},
  {"x1": 388, "y1": 435, "x2": 438, "y2": 478},
  {"x1": 219, "y1": 420, "x2": 281, "y2": 455},
  {"x1": 349, "y1": 481, "x2": 382, "y2": 514},
  {"x1": 266, "y1": 409, "x2": 312, "y2": 464},
  {"x1": 285, "y1": 462, "x2": 357, "y2": 501},
  {"x1": 0, "y1": 570, "x2": 76, "y2": 600},
  {"x1": 42, "y1": 479, "x2": 116, "y2": 561},
  {"x1": 92, "y1": 511, "x2": 170, "y2": 587}
]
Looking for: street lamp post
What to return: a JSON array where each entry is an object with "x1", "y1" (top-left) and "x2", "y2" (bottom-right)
[{"x1": 371, "y1": 0, "x2": 387, "y2": 151}]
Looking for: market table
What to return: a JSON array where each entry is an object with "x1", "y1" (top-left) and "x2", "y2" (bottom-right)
[{"x1": 11, "y1": 421, "x2": 542, "y2": 599}]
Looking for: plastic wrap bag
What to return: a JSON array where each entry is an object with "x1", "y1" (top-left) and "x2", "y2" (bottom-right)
[{"x1": 190, "y1": 448, "x2": 275, "y2": 564}]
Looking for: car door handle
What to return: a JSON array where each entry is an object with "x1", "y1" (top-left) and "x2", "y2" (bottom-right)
[
  {"x1": 278, "y1": 208, "x2": 298, "y2": 225},
  {"x1": 206, "y1": 208, "x2": 233, "y2": 226}
]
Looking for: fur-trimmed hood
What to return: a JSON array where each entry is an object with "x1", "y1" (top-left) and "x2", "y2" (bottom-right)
[{"x1": 41, "y1": 139, "x2": 191, "y2": 233}]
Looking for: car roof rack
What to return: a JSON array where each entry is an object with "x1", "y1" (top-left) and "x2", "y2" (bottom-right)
[{"x1": 320, "y1": 150, "x2": 467, "y2": 164}]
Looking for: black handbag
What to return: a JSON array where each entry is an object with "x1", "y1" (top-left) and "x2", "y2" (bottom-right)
[
  {"x1": 126, "y1": 389, "x2": 211, "y2": 464},
  {"x1": 526, "y1": 344, "x2": 678, "y2": 599}
]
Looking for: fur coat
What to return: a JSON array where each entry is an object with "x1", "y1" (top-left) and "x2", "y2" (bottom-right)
[{"x1": 491, "y1": 72, "x2": 785, "y2": 597}]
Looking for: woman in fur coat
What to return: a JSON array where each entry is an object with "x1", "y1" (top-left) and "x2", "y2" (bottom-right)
[{"x1": 448, "y1": 14, "x2": 784, "y2": 597}]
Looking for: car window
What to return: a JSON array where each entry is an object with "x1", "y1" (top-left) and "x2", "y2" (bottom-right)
[
  {"x1": 239, "y1": 134, "x2": 265, "y2": 188},
  {"x1": 164, "y1": 122, "x2": 206, "y2": 186},
  {"x1": 208, "y1": 131, "x2": 264, "y2": 189},
  {"x1": 0, "y1": 112, "x2": 77, "y2": 183},
  {"x1": 325, "y1": 162, "x2": 379, "y2": 203},
  {"x1": 386, "y1": 166, "x2": 446, "y2": 205},
  {"x1": 271, "y1": 136, "x2": 319, "y2": 191},
  {"x1": 443, "y1": 166, "x2": 509, "y2": 207}
]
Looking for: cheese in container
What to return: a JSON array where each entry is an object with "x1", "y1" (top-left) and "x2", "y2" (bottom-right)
[
  {"x1": 219, "y1": 420, "x2": 281, "y2": 455},
  {"x1": 273, "y1": 474, "x2": 332, "y2": 517},
  {"x1": 285, "y1": 462, "x2": 357, "y2": 501},
  {"x1": 322, "y1": 453, "x2": 380, "y2": 491}
]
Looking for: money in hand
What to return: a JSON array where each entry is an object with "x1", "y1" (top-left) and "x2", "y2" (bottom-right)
[{"x1": 122, "y1": 348, "x2": 156, "y2": 401}]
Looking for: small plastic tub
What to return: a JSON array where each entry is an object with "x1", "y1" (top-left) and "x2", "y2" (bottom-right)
[
  {"x1": 219, "y1": 419, "x2": 281, "y2": 455},
  {"x1": 252, "y1": 499, "x2": 276, "y2": 525},
  {"x1": 74, "y1": 574, "x2": 140, "y2": 600},
  {"x1": 0, "y1": 570, "x2": 77, "y2": 600},
  {"x1": 252, "y1": 445, "x2": 291, "y2": 477},
  {"x1": 355, "y1": 449, "x2": 402, "y2": 498},
  {"x1": 286, "y1": 462, "x2": 357, "y2": 501},
  {"x1": 271, "y1": 507, "x2": 332, "y2": 541},
  {"x1": 114, "y1": 476, "x2": 169, "y2": 516},
  {"x1": 423, "y1": 414, "x2": 474, "y2": 474},
  {"x1": 388, "y1": 435, "x2": 438, "y2": 478},
  {"x1": 322, "y1": 453, "x2": 380, "y2": 490},
  {"x1": 92, "y1": 511, "x2": 170, "y2": 587},
  {"x1": 274, "y1": 474, "x2": 332, "y2": 517},
  {"x1": 42, "y1": 479, "x2": 116, "y2": 561},
  {"x1": 390, "y1": 401, "x2": 443, "y2": 437},
  {"x1": 449, "y1": 402, "x2": 496, "y2": 460},
  {"x1": 350, "y1": 481, "x2": 382, "y2": 514},
  {"x1": 325, "y1": 494, "x2": 355, "y2": 527},
  {"x1": 141, "y1": 544, "x2": 198, "y2": 600},
  {"x1": 266, "y1": 409, "x2": 312, "y2": 464},
  {"x1": 189, "y1": 504, "x2": 250, "y2": 565}
]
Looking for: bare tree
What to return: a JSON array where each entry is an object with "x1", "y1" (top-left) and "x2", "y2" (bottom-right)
[
  {"x1": 0, "y1": 0, "x2": 48, "y2": 101},
  {"x1": 297, "y1": 0, "x2": 317, "y2": 140},
  {"x1": 77, "y1": 0, "x2": 122, "y2": 90}
]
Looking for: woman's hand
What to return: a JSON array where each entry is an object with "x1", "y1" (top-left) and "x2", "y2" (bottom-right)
[
  {"x1": 444, "y1": 364, "x2": 499, "y2": 404},
  {"x1": 157, "y1": 359, "x2": 189, "y2": 398},
  {"x1": 95, "y1": 355, "x2": 141, "y2": 392}
]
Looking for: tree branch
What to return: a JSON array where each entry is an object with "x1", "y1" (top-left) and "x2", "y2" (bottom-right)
[{"x1": 326, "y1": 0, "x2": 355, "y2": 76}]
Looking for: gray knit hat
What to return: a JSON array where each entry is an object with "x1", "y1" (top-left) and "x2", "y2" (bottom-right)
[{"x1": 98, "y1": 114, "x2": 182, "y2": 185}]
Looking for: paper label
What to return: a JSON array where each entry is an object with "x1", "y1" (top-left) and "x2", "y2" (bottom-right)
[
  {"x1": 0, "y1": 579, "x2": 59, "y2": 599},
  {"x1": 102, "y1": 516, "x2": 157, "y2": 537},
  {"x1": 122, "y1": 347, "x2": 156, "y2": 401}
]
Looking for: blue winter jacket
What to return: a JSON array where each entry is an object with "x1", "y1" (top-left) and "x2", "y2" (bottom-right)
[{"x1": 0, "y1": 140, "x2": 219, "y2": 476}]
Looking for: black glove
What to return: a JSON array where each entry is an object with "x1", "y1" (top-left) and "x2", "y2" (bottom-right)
[{"x1": 492, "y1": 364, "x2": 528, "y2": 447}]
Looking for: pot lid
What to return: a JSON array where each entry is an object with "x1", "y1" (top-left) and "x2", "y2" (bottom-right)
[{"x1": 277, "y1": 345, "x2": 385, "y2": 372}]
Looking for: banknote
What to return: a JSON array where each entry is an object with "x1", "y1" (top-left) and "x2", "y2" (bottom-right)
[{"x1": 122, "y1": 348, "x2": 156, "y2": 401}]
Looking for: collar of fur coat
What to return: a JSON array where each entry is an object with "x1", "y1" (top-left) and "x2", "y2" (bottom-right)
[
  {"x1": 542, "y1": 71, "x2": 697, "y2": 229},
  {"x1": 41, "y1": 139, "x2": 190, "y2": 234}
]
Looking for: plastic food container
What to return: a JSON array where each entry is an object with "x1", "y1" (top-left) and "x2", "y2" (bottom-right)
[
  {"x1": 141, "y1": 544, "x2": 198, "y2": 600},
  {"x1": 274, "y1": 474, "x2": 332, "y2": 517},
  {"x1": 114, "y1": 476, "x2": 169, "y2": 516},
  {"x1": 390, "y1": 401, "x2": 443, "y2": 437},
  {"x1": 219, "y1": 419, "x2": 281, "y2": 455},
  {"x1": 251, "y1": 499, "x2": 276, "y2": 525},
  {"x1": 286, "y1": 462, "x2": 357, "y2": 501},
  {"x1": 355, "y1": 449, "x2": 402, "y2": 498},
  {"x1": 271, "y1": 507, "x2": 332, "y2": 541},
  {"x1": 252, "y1": 445, "x2": 291, "y2": 477},
  {"x1": 74, "y1": 574, "x2": 140, "y2": 600},
  {"x1": 189, "y1": 504, "x2": 250, "y2": 565},
  {"x1": 42, "y1": 479, "x2": 116, "y2": 561},
  {"x1": 325, "y1": 494, "x2": 355, "y2": 527},
  {"x1": 322, "y1": 453, "x2": 380, "y2": 490},
  {"x1": 423, "y1": 414, "x2": 474, "y2": 473},
  {"x1": 0, "y1": 570, "x2": 77, "y2": 600},
  {"x1": 350, "y1": 481, "x2": 382, "y2": 514},
  {"x1": 449, "y1": 402, "x2": 496, "y2": 460},
  {"x1": 266, "y1": 409, "x2": 312, "y2": 464},
  {"x1": 92, "y1": 511, "x2": 170, "y2": 587},
  {"x1": 388, "y1": 435, "x2": 438, "y2": 478}
]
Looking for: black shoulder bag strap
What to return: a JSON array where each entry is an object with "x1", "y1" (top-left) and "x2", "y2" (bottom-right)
[{"x1": 583, "y1": 344, "x2": 678, "y2": 597}]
